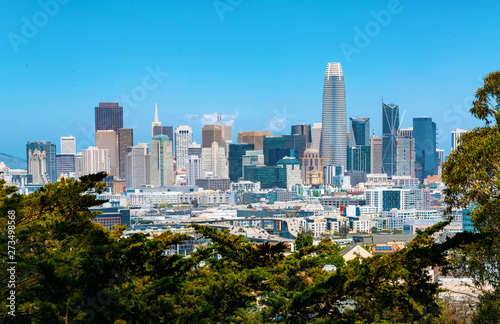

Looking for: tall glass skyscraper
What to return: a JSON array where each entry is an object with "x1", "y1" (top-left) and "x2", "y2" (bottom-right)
[
  {"x1": 95, "y1": 102, "x2": 123, "y2": 132},
  {"x1": 413, "y1": 117, "x2": 437, "y2": 183},
  {"x1": 320, "y1": 62, "x2": 346, "y2": 167},
  {"x1": 382, "y1": 102, "x2": 400, "y2": 176},
  {"x1": 349, "y1": 117, "x2": 370, "y2": 146}
]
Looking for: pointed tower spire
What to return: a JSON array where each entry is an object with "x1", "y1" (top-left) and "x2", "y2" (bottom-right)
[{"x1": 154, "y1": 103, "x2": 159, "y2": 123}]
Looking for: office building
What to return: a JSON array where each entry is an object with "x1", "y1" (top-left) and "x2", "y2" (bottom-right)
[
  {"x1": 242, "y1": 150, "x2": 264, "y2": 177},
  {"x1": 237, "y1": 131, "x2": 270, "y2": 151},
  {"x1": 150, "y1": 135, "x2": 174, "y2": 187},
  {"x1": 382, "y1": 102, "x2": 400, "y2": 176},
  {"x1": 150, "y1": 103, "x2": 174, "y2": 141},
  {"x1": 195, "y1": 178, "x2": 230, "y2": 191},
  {"x1": 370, "y1": 136, "x2": 382, "y2": 174},
  {"x1": 81, "y1": 147, "x2": 110, "y2": 176},
  {"x1": 175, "y1": 125, "x2": 193, "y2": 169},
  {"x1": 244, "y1": 165, "x2": 287, "y2": 189},
  {"x1": 201, "y1": 141, "x2": 228, "y2": 179},
  {"x1": 95, "y1": 102, "x2": 123, "y2": 132},
  {"x1": 202, "y1": 115, "x2": 232, "y2": 148},
  {"x1": 118, "y1": 128, "x2": 133, "y2": 179},
  {"x1": 311, "y1": 123, "x2": 322, "y2": 150},
  {"x1": 26, "y1": 141, "x2": 57, "y2": 184},
  {"x1": 436, "y1": 148, "x2": 445, "y2": 176},
  {"x1": 302, "y1": 147, "x2": 322, "y2": 185},
  {"x1": 396, "y1": 137, "x2": 415, "y2": 177},
  {"x1": 60, "y1": 136, "x2": 76, "y2": 155},
  {"x1": 451, "y1": 128, "x2": 468, "y2": 151},
  {"x1": 320, "y1": 62, "x2": 347, "y2": 167},
  {"x1": 186, "y1": 155, "x2": 202, "y2": 186},
  {"x1": 347, "y1": 145, "x2": 371, "y2": 173},
  {"x1": 276, "y1": 157, "x2": 302, "y2": 189},
  {"x1": 413, "y1": 117, "x2": 437, "y2": 183},
  {"x1": 95, "y1": 130, "x2": 118, "y2": 177},
  {"x1": 56, "y1": 154, "x2": 75, "y2": 179},
  {"x1": 125, "y1": 143, "x2": 150, "y2": 189},
  {"x1": 285, "y1": 134, "x2": 307, "y2": 158},
  {"x1": 188, "y1": 142, "x2": 202, "y2": 158},
  {"x1": 291, "y1": 124, "x2": 312, "y2": 144},
  {"x1": 151, "y1": 103, "x2": 162, "y2": 137},
  {"x1": 349, "y1": 117, "x2": 370, "y2": 146},
  {"x1": 228, "y1": 143, "x2": 254, "y2": 182}
]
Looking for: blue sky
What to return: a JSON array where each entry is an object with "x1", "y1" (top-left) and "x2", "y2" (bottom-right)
[{"x1": 1, "y1": 0, "x2": 498, "y2": 159}]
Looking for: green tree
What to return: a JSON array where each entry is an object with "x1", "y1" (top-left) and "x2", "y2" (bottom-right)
[
  {"x1": 339, "y1": 224, "x2": 350, "y2": 239},
  {"x1": 442, "y1": 70, "x2": 500, "y2": 323},
  {"x1": 295, "y1": 232, "x2": 313, "y2": 250}
]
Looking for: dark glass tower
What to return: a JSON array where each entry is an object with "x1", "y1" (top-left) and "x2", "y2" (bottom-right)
[
  {"x1": 413, "y1": 117, "x2": 437, "y2": 183},
  {"x1": 382, "y1": 102, "x2": 400, "y2": 176},
  {"x1": 228, "y1": 143, "x2": 254, "y2": 182},
  {"x1": 349, "y1": 117, "x2": 370, "y2": 146},
  {"x1": 291, "y1": 124, "x2": 312, "y2": 144},
  {"x1": 320, "y1": 62, "x2": 347, "y2": 167},
  {"x1": 95, "y1": 102, "x2": 123, "y2": 132}
]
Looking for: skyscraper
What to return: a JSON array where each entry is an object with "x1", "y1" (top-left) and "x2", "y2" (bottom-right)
[
  {"x1": 26, "y1": 141, "x2": 57, "y2": 184},
  {"x1": 202, "y1": 117, "x2": 232, "y2": 148},
  {"x1": 152, "y1": 103, "x2": 162, "y2": 138},
  {"x1": 413, "y1": 117, "x2": 437, "y2": 182},
  {"x1": 151, "y1": 103, "x2": 174, "y2": 144},
  {"x1": 186, "y1": 155, "x2": 202, "y2": 186},
  {"x1": 451, "y1": 128, "x2": 468, "y2": 151},
  {"x1": 349, "y1": 117, "x2": 370, "y2": 146},
  {"x1": 60, "y1": 136, "x2": 76, "y2": 155},
  {"x1": 370, "y1": 136, "x2": 382, "y2": 174},
  {"x1": 320, "y1": 62, "x2": 347, "y2": 167},
  {"x1": 118, "y1": 128, "x2": 134, "y2": 179},
  {"x1": 95, "y1": 102, "x2": 123, "y2": 132},
  {"x1": 95, "y1": 130, "x2": 118, "y2": 177},
  {"x1": 396, "y1": 136, "x2": 415, "y2": 177},
  {"x1": 382, "y1": 102, "x2": 400, "y2": 176},
  {"x1": 228, "y1": 143, "x2": 254, "y2": 182},
  {"x1": 125, "y1": 143, "x2": 150, "y2": 189},
  {"x1": 175, "y1": 125, "x2": 193, "y2": 169},
  {"x1": 311, "y1": 123, "x2": 322, "y2": 150},
  {"x1": 81, "y1": 146, "x2": 110, "y2": 176},
  {"x1": 237, "y1": 131, "x2": 270, "y2": 151},
  {"x1": 291, "y1": 125, "x2": 312, "y2": 144},
  {"x1": 201, "y1": 141, "x2": 228, "y2": 179},
  {"x1": 150, "y1": 135, "x2": 174, "y2": 187}
]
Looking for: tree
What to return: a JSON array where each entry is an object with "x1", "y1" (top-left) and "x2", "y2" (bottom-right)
[
  {"x1": 442, "y1": 70, "x2": 500, "y2": 322},
  {"x1": 294, "y1": 232, "x2": 313, "y2": 250},
  {"x1": 339, "y1": 224, "x2": 350, "y2": 239},
  {"x1": 371, "y1": 226, "x2": 378, "y2": 234}
]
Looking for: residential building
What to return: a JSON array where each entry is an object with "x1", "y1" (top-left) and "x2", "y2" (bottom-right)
[{"x1": 81, "y1": 146, "x2": 110, "y2": 176}]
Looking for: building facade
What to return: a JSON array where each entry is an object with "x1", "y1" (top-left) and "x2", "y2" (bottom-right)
[
  {"x1": 26, "y1": 141, "x2": 57, "y2": 184},
  {"x1": 382, "y1": 102, "x2": 400, "y2": 177},
  {"x1": 175, "y1": 125, "x2": 193, "y2": 169},
  {"x1": 150, "y1": 134, "x2": 174, "y2": 187},
  {"x1": 413, "y1": 117, "x2": 437, "y2": 183},
  {"x1": 95, "y1": 102, "x2": 123, "y2": 132}
]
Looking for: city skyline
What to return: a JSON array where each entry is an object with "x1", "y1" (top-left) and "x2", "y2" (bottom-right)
[{"x1": 2, "y1": 1, "x2": 498, "y2": 159}]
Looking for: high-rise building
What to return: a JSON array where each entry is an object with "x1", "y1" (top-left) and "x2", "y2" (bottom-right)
[
  {"x1": 244, "y1": 165, "x2": 287, "y2": 189},
  {"x1": 263, "y1": 135, "x2": 287, "y2": 166},
  {"x1": 175, "y1": 125, "x2": 193, "y2": 169},
  {"x1": 347, "y1": 146, "x2": 371, "y2": 173},
  {"x1": 413, "y1": 117, "x2": 437, "y2": 183},
  {"x1": 151, "y1": 104, "x2": 174, "y2": 144},
  {"x1": 285, "y1": 134, "x2": 307, "y2": 159},
  {"x1": 302, "y1": 147, "x2": 322, "y2": 185},
  {"x1": 152, "y1": 103, "x2": 162, "y2": 138},
  {"x1": 382, "y1": 102, "x2": 400, "y2": 176},
  {"x1": 201, "y1": 141, "x2": 228, "y2": 178},
  {"x1": 95, "y1": 102, "x2": 123, "y2": 132},
  {"x1": 370, "y1": 136, "x2": 382, "y2": 174},
  {"x1": 320, "y1": 62, "x2": 347, "y2": 167},
  {"x1": 95, "y1": 130, "x2": 118, "y2": 177},
  {"x1": 186, "y1": 155, "x2": 202, "y2": 186},
  {"x1": 56, "y1": 154, "x2": 75, "y2": 179},
  {"x1": 396, "y1": 137, "x2": 415, "y2": 177},
  {"x1": 150, "y1": 135, "x2": 174, "y2": 187},
  {"x1": 81, "y1": 147, "x2": 110, "y2": 176},
  {"x1": 60, "y1": 136, "x2": 76, "y2": 155},
  {"x1": 242, "y1": 150, "x2": 264, "y2": 177},
  {"x1": 349, "y1": 117, "x2": 370, "y2": 146},
  {"x1": 276, "y1": 157, "x2": 302, "y2": 189},
  {"x1": 26, "y1": 141, "x2": 57, "y2": 184},
  {"x1": 311, "y1": 123, "x2": 322, "y2": 151},
  {"x1": 125, "y1": 143, "x2": 150, "y2": 189},
  {"x1": 228, "y1": 143, "x2": 254, "y2": 182},
  {"x1": 188, "y1": 142, "x2": 202, "y2": 158},
  {"x1": 436, "y1": 148, "x2": 445, "y2": 176},
  {"x1": 291, "y1": 125, "x2": 312, "y2": 144},
  {"x1": 451, "y1": 128, "x2": 468, "y2": 151},
  {"x1": 118, "y1": 128, "x2": 133, "y2": 180},
  {"x1": 237, "y1": 131, "x2": 271, "y2": 151},
  {"x1": 202, "y1": 119, "x2": 232, "y2": 148}
]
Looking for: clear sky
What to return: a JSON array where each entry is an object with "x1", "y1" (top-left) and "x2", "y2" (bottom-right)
[{"x1": 1, "y1": 0, "x2": 498, "y2": 159}]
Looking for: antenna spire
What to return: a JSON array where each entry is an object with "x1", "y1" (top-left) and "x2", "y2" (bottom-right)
[{"x1": 154, "y1": 103, "x2": 159, "y2": 122}]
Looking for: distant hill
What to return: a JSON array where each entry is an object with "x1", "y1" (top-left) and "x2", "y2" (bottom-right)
[{"x1": 0, "y1": 152, "x2": 27, "y2": 169}]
